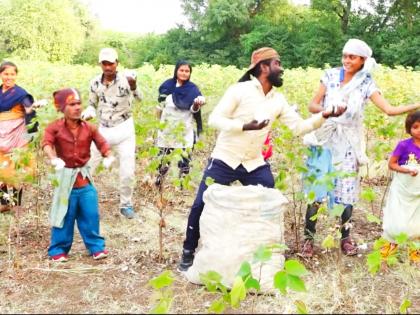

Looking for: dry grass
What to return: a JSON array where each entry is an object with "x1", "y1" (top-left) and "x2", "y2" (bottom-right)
[{"x1": 0, "y1": 161, "x2": 419, "y2": 314}]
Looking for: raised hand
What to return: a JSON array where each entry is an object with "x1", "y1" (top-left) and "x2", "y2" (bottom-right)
[
  {"x1": 81, "y1": 106, "x2": 96, "y2": 120},
  {"x1": 51, "y1": 157, "x2": 65, "y2": 171},
  {"x1": 322, "y1": 104, "x2": 347, "y2": 118},
  {"x1": 242, "y1": 119, "x2": 270, "y2": 131}
]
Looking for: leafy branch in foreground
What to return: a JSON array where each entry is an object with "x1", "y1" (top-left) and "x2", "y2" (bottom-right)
[
  {"x1": 201, "y1": 244, "x2": 309, "y2": 314},
  {"x1": 148, "y1": 270, "x2": 175, "y2": 314}
]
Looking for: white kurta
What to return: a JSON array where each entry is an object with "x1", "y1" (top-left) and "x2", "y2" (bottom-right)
[{"x1": 156, "y1": 95, "x2": 196, "y2": 149}]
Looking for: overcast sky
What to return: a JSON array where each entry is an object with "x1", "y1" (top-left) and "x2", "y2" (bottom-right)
[
  {"x1": 82, "y1": 0, "x2": 314, "y2": 34},
  {"x1": 83, "y1": 0, "x2": 189, "y2": 34}
]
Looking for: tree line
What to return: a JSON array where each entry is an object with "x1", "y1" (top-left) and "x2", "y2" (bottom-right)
[{"x1": 0, "y1": 0, "x2": 418, "y2": 69}]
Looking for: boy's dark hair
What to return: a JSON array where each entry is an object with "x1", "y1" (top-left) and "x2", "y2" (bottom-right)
[
  {"x1": 405, "y1": 110, "x2": 420, "y2": 134},
  {"x1": 238, "y1": 59, "x2": 272, "y2": 82},
  {"x1": 0, "y1": 61, "x2": 18, "y2": 74}
]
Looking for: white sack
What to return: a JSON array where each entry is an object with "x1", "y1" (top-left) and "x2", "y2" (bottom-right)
[{"x1": 185, "y1": 183, "x2": 288, "y2": 292}]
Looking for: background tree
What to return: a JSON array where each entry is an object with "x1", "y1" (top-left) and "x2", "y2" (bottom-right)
[
  {"x1": 0, "y1": 0, "x2": 92, "y2": 63},
  {"x1": 1, "y1": 0, "x2": 416, "y2": 69},
  {"x1": 312, "y1": 0, "x2": 352, "y2": 34}
]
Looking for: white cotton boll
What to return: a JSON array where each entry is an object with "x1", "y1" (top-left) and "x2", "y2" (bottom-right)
[
  {"x1": 51, "y1": 158, "x2": 65, "y2": 171},
  {"x1": 357, "y1": 243, "x2": 368, "y2": 251},
  {"x1": 124, "y1": 70, "x2": 137, "y2": 80},
  {"x1": 254, "y1": 111, "x2": 270, "y2": 124},
  {"x1": 290, "y1": 103, "x2": 299, "y2": 112},
  {"x1": 402, "y1": 164, "x2": 419, "y2": 172},
  {"x1": 102, "y1": 156, "x2": 115, "y2": 169},
  {"x1": 194, "y1": 96, "x2": 205, "y2": 104},
  {"x1": 33, "y1": 99, "x2": 48, "y2": 108}
]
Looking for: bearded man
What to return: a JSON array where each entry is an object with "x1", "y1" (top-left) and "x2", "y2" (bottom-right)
[{"x1": 177, "y1": 47, "x2": 346, "y2": 271}]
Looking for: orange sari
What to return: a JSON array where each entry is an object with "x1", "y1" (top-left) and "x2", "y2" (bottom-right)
[{"x1": 0, "y1": 105, "x2": 34, "y2": 185}]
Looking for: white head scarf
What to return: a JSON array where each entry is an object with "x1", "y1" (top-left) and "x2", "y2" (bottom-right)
[
  {"x1": 342, "y1": 38, "x2": 377, "y2": 73},
  {"x1": 343, "y1": 39, "x2": 372, "y2": 58}
]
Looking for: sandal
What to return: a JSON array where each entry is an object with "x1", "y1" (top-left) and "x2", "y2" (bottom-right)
[
  {"x1": 301, "y1": 239, "x2": 314, "y2": 258},
  {"x1": 341, "y1": 238, "x2": 358, "y2": 256}
]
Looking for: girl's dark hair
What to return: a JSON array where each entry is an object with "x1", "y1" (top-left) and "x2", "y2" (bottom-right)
[
  {"x1": 174, "y1": 60, "x2": 192, "y2": 80},
  {"x1": 405, "y1": 110, "x2": 420, "y2": 134},
  {"x1": 238, "y1": 59, "x2": 272, "y2": 82},
  {"x1": 0, "y1": 61, "x2": 18, "y2": 74}
]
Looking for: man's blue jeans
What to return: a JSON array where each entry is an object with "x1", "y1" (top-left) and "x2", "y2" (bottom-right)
[
  {"x1": 48, "y1": 184, "x2": 105, "y2": 257},
  {"x1": 183, "y1": 158, "x2": 275, "y2": 251}
]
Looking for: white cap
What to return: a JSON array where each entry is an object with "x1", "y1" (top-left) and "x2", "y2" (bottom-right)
[{"x1": 99, "y1": 48, "x2": 118, "y2": 63}]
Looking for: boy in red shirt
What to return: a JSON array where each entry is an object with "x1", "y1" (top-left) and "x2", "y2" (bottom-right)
[{"x1": 42, "y1": 88, "x2": 114, "y2": 262}]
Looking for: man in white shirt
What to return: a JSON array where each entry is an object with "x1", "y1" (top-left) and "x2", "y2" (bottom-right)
[
  {"x1": 178, "y1": 47, "x2": 346, "y2": 271},
  {"x1": 82, "y1": 48, "x2": 142, "y2": 219}
]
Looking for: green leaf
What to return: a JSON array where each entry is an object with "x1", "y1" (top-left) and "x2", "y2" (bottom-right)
[
  {"x1": 366, "y1": 251, "x2": 381, "y2": 274},
  {"x1": 230, "y1": 276, "x2": 246, "y2": 308},
  {"x1": 253, "y1": 245, "x2": 272, "y2": 263},
  {"x1": 395, "y1": 233, "x2": 409, "y2": 245},
  {"x1": 373, "y1": 238, "x2": 388, "y2": 251},
  {"x1": 361, "y1": 188, "x2": 376, "y2": 202},
  {"x1": 244, "y1": 277, "x2": 260, "y2": 291},
  {"x1": 200, "y1": 271, "x2": 224, "y2": 293},
  {"x1": 51, "y1": 178, "x2": 59, "y2": 188},
  {"x1": 307, "y1": 190, "x2": 316, "y2": 204},
  {"x1": 148, "y1": 270, "x2": 174, "y2": 290},
  {"x1": 284, "y1": 260, "x2": 308, "y2": 277},
  {"x1": 294, "y1": 300, "x2": 308, "y2": 314},
  {"x1": 287, "y1": 274, "x2": 307, "y2": 292},
  {"x1": 172, "y1": 178, "x2": 181, "y2": 187},
  {"x1": 194, "y1": 140, "x2": 205, "y2": 150},
  {"x1": 205, "y1": 176, "x2": 215, "y2": 186},
  {"x1": 149, "y1": 297, "x2": 173, "y2": 314},
  {"x1": 148, "y1": 146, "x2": 160, "y2": 157},
  {"x1": 296, "y1": 166, "x2": 308, "y2": 174},
  {"x1": 387, "y1": 255, "x2": 399, "y2": 266},
  {"x1": 309, "y1": 213, "x2": 318, "y2": 221},
  {"x1": 149, "y1": 300, "x2": 169, "y2": 314},
  {"x1": 273, "y1": 271, "x2": 288, "y2": 295},
  {"x1": 208, "y1": 298, "x2": 226, "y2": 314},
  {"x1": 399, "y1": 298, "x2": 411, "y2": 314},
  {"x1": 321, "y1": 234, "x2": 336, "y2": 249},
  {"x1": 330, "y1": 204, "x2": 345, "y2": 217},
  {"x1": 411, "y1": 241, "x2": 420, "y2": 250},
  {"x1": 295, "y1": 192, "x2": 306, "y2": 201},
  {"x1": 366, "y1": 213, "x2": 381, "y2": 225},
  {"x1": 236, "y1": 261, "x2": 251, "y2": 279}
]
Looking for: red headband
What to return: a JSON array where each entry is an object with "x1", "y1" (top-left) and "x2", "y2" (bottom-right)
[{"x1": 53, "y1": 88, "x2": 81, "y2": 112}]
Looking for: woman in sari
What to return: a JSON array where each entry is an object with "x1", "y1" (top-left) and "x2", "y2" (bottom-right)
[
  {"x1": 301, "y1": 39, "x2": 420, "y2": 257},
  {"x1": 0, "y1": 61, "x2": 38, "y2": 211},
  {"x1": 155, "y1": 60, "x2": 205, "y2": 186}
]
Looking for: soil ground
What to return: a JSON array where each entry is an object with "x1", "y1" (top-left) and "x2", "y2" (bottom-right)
[{"x1": 0, "y1": 156, "x2": 419, "y2": 314}]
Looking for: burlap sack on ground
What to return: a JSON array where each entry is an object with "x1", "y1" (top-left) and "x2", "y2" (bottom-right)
[{"x1": 185, "y1": 183, "x2": 288, "y2": 292}]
